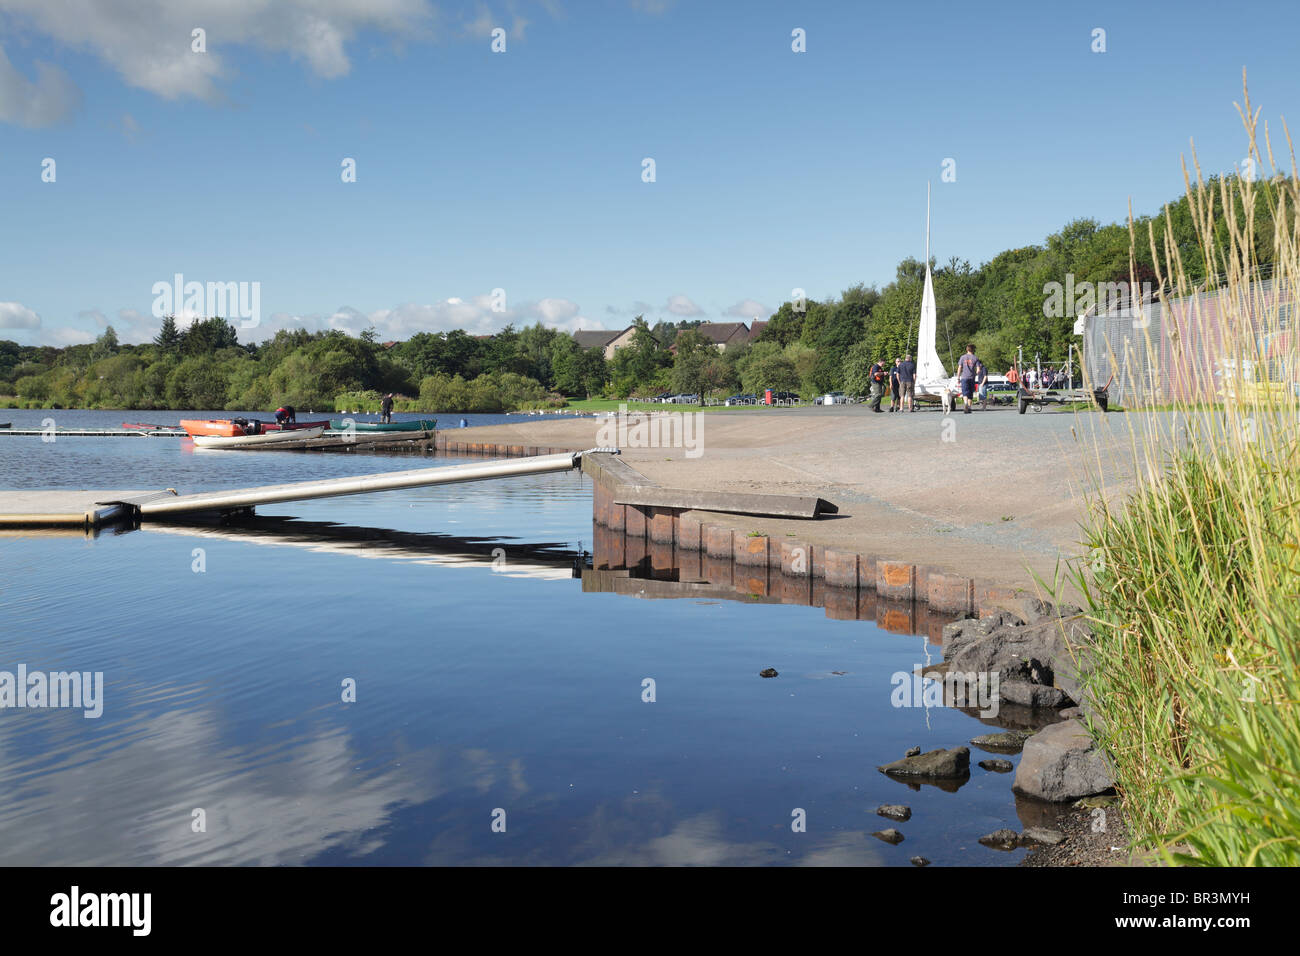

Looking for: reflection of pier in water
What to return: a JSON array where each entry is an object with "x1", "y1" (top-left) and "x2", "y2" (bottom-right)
[
  {"x1": 589, "y1": 523, "x2": 948, "y2": 644},
  {"x1": 142, "y1": 516, "x2": 584, "y2": 581}
]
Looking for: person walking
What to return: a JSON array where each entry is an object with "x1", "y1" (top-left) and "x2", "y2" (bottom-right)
[
  {"x1": 956, "y1": 344, "x2": 979, "y2": 415},
  {"x1": 380, "y1": 392, "x2": 394, "y2": 424},
  {"x1": 975, "y1": 357, "x2": 989, "y2": 410},
  {"x1": 899, "y1": 353, "x2": 917, "y2": 411},
  {"x1": 868, "y1": 358, "x2": 887, "y2": 412},
  {"x1": 889, "y1": 359, "x2": 902, "y2": 412}
]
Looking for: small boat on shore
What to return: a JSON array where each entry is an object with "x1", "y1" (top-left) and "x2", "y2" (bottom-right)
[
  {"x1": 192, "y1": 426, "x2": 326, "y2": 448},
  {"x1": 263, "y1": 419, "x2": 331, "y2": 432},
  {"x1": 328, "y1": 418, "x2": 437, "y2": 432},
  {"x1": 181, "y1": 419, "x2": 251, "y2": 438}
]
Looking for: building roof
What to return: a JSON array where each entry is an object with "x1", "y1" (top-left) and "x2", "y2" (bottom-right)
[
  {"x1": 748, "y1": 320, "x2": 768, "y2": 341},
  {"x1": 573, "y1": 329, "x2": 620, "y2": 349},
  {"x1": 695, "y1": 322, "x2": 750, "y2": 345}
]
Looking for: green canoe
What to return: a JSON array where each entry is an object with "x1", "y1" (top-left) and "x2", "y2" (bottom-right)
[{"x1": 328, "y1": 418, "x2": 437, "y2": 432}]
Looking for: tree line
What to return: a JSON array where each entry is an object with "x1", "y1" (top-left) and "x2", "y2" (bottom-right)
[{"x1": 2, "y1": 174, "x2": 1285, "y2": 412}]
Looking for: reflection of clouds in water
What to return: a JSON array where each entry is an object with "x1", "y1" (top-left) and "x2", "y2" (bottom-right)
[
  {"x1": 0, "y1": 704, "x2": 529, "y2": 866},
  {"x1": 419, "y1": 787, "x2": 883, "y2": 867},
  {"x1": 577, "y1": 813, "x2": 882, "y2": 867}
]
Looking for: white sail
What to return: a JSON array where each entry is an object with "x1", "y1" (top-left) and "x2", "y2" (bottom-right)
[
  {"x1": 916, "y1": 263, "x2": 947, "y2": 383},
  {"x1": 916, "y1": 183, "x2": 948, "y2": 385}
]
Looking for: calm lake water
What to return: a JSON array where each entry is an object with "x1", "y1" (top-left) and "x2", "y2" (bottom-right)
[{"x1": 0, "y1": 410, "x2": 1037, "y2": 866}]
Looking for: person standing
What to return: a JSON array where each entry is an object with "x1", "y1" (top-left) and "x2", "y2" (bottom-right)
[
  {"x1": 889, "y1": 359, "x2": 902, "y2": 413},
  {"x1": 868, "y1": 359, "x2": 887, "y2": 412},
  {"x1": 1006, "y1": 365, "x2": 1019, "y2": 387},
  {"x1": 380, "y1": 392, "x2": 394, "y2": 424},
  {"x1": 899, "y1": 353, "x2": 917, "y2": 411},
  {"x1": 956, "y1": 344, "x2": 979, "y2": 415},
  {"x1": 975, "y1": 357, "x2": 989, "y2": 410}
]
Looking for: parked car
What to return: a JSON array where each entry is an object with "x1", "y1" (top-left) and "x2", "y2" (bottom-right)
[{"x1": 822, "y1": 391, "x2": 848, "y2": 405}]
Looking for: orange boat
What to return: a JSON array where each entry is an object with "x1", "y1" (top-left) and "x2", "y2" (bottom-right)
[{"x1": 180, "y1": 419, "x2": 249, "y2": 438}]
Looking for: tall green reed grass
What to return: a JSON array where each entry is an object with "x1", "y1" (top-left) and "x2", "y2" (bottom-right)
[{"x1": 1067, "y1": 74, "x2": 1300, "y2": 865}]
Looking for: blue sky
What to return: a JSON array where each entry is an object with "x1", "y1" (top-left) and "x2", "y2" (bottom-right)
[{"x1": 2, "y1": 0, "x2": 1298, "y2": 346}]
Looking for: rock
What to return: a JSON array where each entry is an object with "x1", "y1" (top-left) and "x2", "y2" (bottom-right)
[
  {"x1": 872, "y1": 828, "x2": 904, "y2": 845},
  {"x1": 878, "y1": 747, "x2": 970, "y2": 779},
  {"x1": 979, "y1": 596, "x2": 1054, "y2": 625},
  {"x1": 1013, "y1": 719, "x2": 1114, "y2": 802},
  {"x1": 978, "y1": 828, "x2": 1021, "y2": 850},
  {"x1": 759, "y1": 668, "x2": 778, "y2": 678},
  {"x1": 877, "y1": 804, "x2": 912, "y2": 821},
  {"x1": 941, "y1": 612, "x2": 1019, "y2": 659},
  {"x1": 944, "y1": 610, "x2": 1093, "y2": 698},
  {"x1": 970, "y1": 730, "x2": 1031, "y2": 754},
  {"x1": 910, "y1": 856, "x2": 931, "y2": 867},
  {"x1": 1058, "y1": 706, "x2": 1083, "y2": 719},
  {"x1": 979, "y1": 758, "x2": 1014, "y2": 773},
  {"x1": 1021, "y1": 826, "x2": 1066, "y2": 846},
  {"x1": 1073, "y1": 794, "x2": 1119, "y2": 810},
  {"x1": 999, "y1": 680, "x2": 1073, "y2": 710},
  {"x1": 905, "y1": 746, "x2": 921, "y2": 757}
]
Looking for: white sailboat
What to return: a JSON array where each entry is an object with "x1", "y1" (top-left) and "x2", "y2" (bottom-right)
[{"x1": 913, "y1": 183, "x2": 958, "y2": 406}]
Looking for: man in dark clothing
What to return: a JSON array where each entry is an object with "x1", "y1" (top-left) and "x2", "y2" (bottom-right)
[
  {"x1": 380, "y1": 393, "x2": 395, "y2": 424},
  {"x1": 956, "y1": 344, "x2": 979, "y2": 415},
  {"x1": 898, "y1": 353, "x2": 917, "y2": 411},
  {"x1": 868, "y1": 359, "x2": 887, "y2": 412},
  {"x1": 889, "y1": 359, "x2": 902, "y2": 412},
  {"x1": 275, "y1": 405, "x2": 296, "y2": 426}
]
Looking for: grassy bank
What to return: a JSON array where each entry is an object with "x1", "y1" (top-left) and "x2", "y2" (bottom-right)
[{"x1": 1067, "y1": 80, "x2": 1300, "y2": 865}]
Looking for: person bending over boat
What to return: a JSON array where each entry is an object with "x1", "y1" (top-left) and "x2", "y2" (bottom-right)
[
  {"x1": 275, "y1": 405, "x2": 296, "y2": 426},
  {"x1": 381, "y1": 393, "x2": 394, "y2": 424}
]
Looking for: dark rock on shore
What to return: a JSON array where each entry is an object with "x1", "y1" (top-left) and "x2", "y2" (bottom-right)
[
  {"x1": 979, "y1": 758, "x2": 1014, "y2": 773},
  {"x1": 978, "y1": 828, "x2": 1021, "y2": 851},
  {"x1": 877, "y1": 804, "x2": 912, "y2": 821},
  {"x1": 1000, "y1": 680, "x2": 1072, "y2": 710},
  {"x1": 872, "y1": 828, "x2": 904, "y2": 845},
  {"x1": 971, "y1": 730, "x2": 1032, "y2": 753},
  {"x1": 910, "y1": 856, "x2": 931, "y2": 866},
  {"x1": 759, "y1": 668, "x2": 778, "y2": 678},
  {"x1": 1013, "y1": 718, "x2": 1114, "y2": 801},
  {"x1": 878, "y1": 746, "x2": 970, "y2": 779},
  {"x1": 941, "y1": 602, "x2": 1093, "y2": 716},
  {"x1": 1021, "y1": 826, "x2": 1066, "y2": 846}
]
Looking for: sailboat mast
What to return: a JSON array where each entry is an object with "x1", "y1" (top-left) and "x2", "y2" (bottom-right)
[{"x1": 925, "y1": 181, "x2": 931, "y2": 268}]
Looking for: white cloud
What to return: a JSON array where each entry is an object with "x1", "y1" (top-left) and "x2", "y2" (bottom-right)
[
  {"x1": 0, "y1": 301, "x2": 41, "y2": 328},
  {"x1": 0, "y1": 0, "x2": 434, "y2": 107},
  {"x1": 666, "y1": 294, "x2": 703, "y2": 316},
  {"x1": 724, "y1": 299, "x2": 771, "y2": 320},
  {"x1": 0, "y1": 45, "x2": 80, "y2": 126},
  {"x1": 46, "y1": 327, "x2": 95, "y2": 345}
]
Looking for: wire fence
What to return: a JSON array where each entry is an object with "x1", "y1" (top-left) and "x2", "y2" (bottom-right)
[{"x1": 1081, "y1": 277, "x2": 1299, "y2": 406}]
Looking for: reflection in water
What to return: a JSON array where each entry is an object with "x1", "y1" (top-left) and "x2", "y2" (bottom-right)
[{"x1": 0, "y1": 456, "x2": 1040, "y2": 866}]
